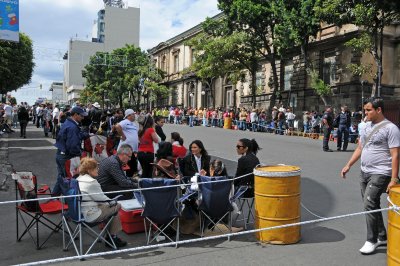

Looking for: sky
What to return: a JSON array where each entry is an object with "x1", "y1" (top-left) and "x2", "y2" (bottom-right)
[{"x1": 10, "y1": 0, "x2": 220, "y2": 104}]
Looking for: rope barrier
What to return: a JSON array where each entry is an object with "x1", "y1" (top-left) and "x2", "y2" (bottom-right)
[
  {"x1": 0, "y1": 173, "x2": 253, "y2": 206},
  {"x1": 15, "y1": 206, "x2": 398, "y2": 266}
]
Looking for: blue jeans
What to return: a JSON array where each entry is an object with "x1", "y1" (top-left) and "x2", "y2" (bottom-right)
[
  {"x1": 336, "y1": 125, "x2": 349, "y2": 150},
  {"x1": 53, "y1": 151, "x2": 72, "y2": 195},
  {"x1": 189, "y1": 116, "x2": 194, "y2": 127},
  {"x1": 251, "y1": 122, "x2": 258, "y2": 132}
]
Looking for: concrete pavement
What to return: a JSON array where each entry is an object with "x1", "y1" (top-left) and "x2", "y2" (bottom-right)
[{"x1": 0, "y1": 123, "x2": 389, "y2": 266}]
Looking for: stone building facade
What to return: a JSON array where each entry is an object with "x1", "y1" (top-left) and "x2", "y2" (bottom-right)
[{"x1": 149, "y1": 16, "x2": 400, "y2": 115}]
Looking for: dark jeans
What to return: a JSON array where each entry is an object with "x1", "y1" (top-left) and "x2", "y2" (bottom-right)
[
  {"x1": 137, "y1": 152, "x2": 154, "y2": 178},
  {"x1": 322, "y1": 127, "x2": 332, "y2": 151},
  {"x1": 53, "y1": 151, "x2": 72, "y2": 195},
  {"x1": 19, "y1": 120, "x2": 27, "y2": 137},
  {"x1": 360, "y1": 172, "x2": 391, "y2": 243},
  {"x1": 337, "y1": 125, "x2": 349, "y2": 150}
]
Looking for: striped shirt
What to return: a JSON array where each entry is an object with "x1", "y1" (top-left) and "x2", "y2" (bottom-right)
[{"x1": 97, "y1": 155, "x2": 137, "y2": 188}]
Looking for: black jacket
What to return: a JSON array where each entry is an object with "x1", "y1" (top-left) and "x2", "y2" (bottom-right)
[
  {"x1": 155, "y1": 125, "x2": 166, "y2": 141},
  {"x1": 234, "y1": 152, "x2": 260, "y2": 197},
  {"x1": 182, "y1": 154, "x2": 210, "y2": 177}
]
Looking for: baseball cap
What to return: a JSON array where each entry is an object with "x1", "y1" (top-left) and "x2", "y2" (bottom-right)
[
  {"x1": 70, "y1": 106, "x2": 88, "y2": 116},
  {"x1": 124, "y1": 109, "x2": 135, "y2": 118}
]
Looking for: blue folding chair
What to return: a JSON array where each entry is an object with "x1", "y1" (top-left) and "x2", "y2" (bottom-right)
[
  {"x1": 61, "y1": 178, "x2": 119, "y2": 257},
  {"x1": 232, "y1": 186, "x2": 255, "y2": 230},
  {"x1": 138, "y1": 178, "x2": 180, "y2": 247},
  {"x1": 197, "y1": 175, "x2": 233, "y2": 240}
]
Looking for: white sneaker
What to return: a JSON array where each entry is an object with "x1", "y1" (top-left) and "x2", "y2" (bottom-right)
[
  {"x1": 359, "y1": 241, "x2": 379, "y2": 254},
  {"x1": 156, "y1": 235, "x2": 166, "y2": 242}
]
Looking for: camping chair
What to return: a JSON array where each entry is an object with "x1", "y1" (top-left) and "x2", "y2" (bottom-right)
[
  {"x1": 61, "y1": 178, "x2": 120, "y2": 257},
  {"x1": 138, "y1": 178, "x2": 180, "y2": 248},
  {"x1": 197, "y1": 175, "x2": 234, "y2": 240},
  {"x1": 13, "y1": 172, "x2": 66, "y2": 250},
  {"x1": 233, "y1": 186, "x2": 255, "y2": 230}
]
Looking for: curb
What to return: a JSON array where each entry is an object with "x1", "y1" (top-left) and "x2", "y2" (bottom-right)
[{"x1": 0, "y1": 132, "x2": 12, "y2": 191}]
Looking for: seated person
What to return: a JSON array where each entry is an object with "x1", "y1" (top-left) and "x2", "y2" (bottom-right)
[
  {"x1": 182, "y1": 140, "x2": 210, "y2": 178},
  {"x1": 210, "y1": 159, "x2": 228, "y2": 177},
  {"x1": 234, "y1": 138, "x2": 261, "y2": 198},
  {"x1": 77, "y1": 157, "x2": 127, "y2": 248},
  {"x1": 97, "y1": 144, "x2": 138, "y2": 200},
  {"x1": 171, "y1": 132, "x2": 187, "y2": 162},
  {"x1": 152, "y1": 141, "x2": 179, "y2": 179}
]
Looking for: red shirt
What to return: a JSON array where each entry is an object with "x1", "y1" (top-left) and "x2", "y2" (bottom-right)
[
  {"x1": 172, "y1": 145, "x2": 187, "y2": 159},
  {"x1": 138, "y1": 128, "x2": 155, "y2": 153}
]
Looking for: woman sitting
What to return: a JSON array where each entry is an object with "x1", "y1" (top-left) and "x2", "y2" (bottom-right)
[
  {"x1": 182, "y1": 140, "x2": 210, "y2": 178},
  {"x1": 234, "y1": 138, "x2": 261, "y2": 198},
  {"x1": 152, "y1": 141, "x2": 179, "y2": 179},
  {"x1": 77, "y1": 157, "x2": 127, "y2": 248},
  {"x1": 210, "y1": 159, "x2": 228, "y2": 177}
]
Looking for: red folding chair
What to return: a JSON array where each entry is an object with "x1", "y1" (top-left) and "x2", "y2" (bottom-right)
[{"x1": 13, "y1": 172, "x2": 67, "y2": 250}]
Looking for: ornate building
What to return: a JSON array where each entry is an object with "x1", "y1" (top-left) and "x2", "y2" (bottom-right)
[{"x1": 149, "y1": 15, "x2": 400, "y2": 115}]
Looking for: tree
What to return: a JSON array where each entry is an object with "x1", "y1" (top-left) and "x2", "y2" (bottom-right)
[
  {"x1": 0, "y1": 33, "x2": 35, "y2": 96},
  {"x1": 187, "y1": 17, "x2": 260, "y2": 108},
  {"x1": 309, "y1": 69, "x2": 331, "y2": 106},
  {"x1": 218, "y1": 0, "x2": 284, "y2": 110},
  {"x1": 315, "y1": 0, "x2": 400, "y2": 97}
]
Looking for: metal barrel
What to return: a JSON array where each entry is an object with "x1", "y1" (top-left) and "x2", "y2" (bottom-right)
[
  {"x1": 388, "y1": 185, "x2": 400, "y2": 265},
  {"x1": 253, "y1": 165, "x2": 301, "y2": 244}
]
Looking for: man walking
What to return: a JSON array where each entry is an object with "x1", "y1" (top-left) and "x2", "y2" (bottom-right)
[
  {"x1": 341, "y1": 97, "x2": 400, "y2": 254},
  {"x1": 322, "y1": 107, "x2": 334, "y2": 152},
  {"x1": 335, "y1": 106, "x2": 351, "y2": 151}
]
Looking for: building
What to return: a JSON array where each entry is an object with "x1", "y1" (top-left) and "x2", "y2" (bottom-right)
[
  {"x1": 49, "y1": 82, "x2": 65, "y2": 103},
  {"x1": 64, "y1": 4, "x2": 140, "y2": 104},
  {"x1": 148, "y1": 14, "x2": 400, "y2": 116}
]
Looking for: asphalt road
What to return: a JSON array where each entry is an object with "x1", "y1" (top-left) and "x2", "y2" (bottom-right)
[{"x1": 0, "y1": 123, "x2": 389, "y2": 266}]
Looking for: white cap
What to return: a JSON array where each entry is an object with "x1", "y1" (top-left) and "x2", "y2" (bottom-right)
[{"x1": 124, "y1": 109, "x2": 135, "y2": 118}]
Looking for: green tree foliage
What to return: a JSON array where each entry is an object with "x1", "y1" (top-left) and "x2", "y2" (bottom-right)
[
  {"x1": 186, "y1": 16, "x2": 259, "y2": 107},
  {"x1": 315, "y1": 0, "x2": 400, "y2": 96},
  {"x1": 309, "y1": 69, "x2": 331, "y2": 106},
  {"x1": 82, "y1": 45, "x2": 167, "y2": 109},
  {"x1": 0, "y1": 33, "x2": 35, "y2": 95}
]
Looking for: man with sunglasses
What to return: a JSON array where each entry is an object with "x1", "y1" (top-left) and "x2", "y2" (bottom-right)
[{"x1": 53, "y1": 106, "x2": 90, "y2": 195}]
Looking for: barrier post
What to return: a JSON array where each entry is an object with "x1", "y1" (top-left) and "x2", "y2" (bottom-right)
[
  {"x1": 253, "y1": 165, "x2": 301, "y2": 244},
  {"x1": 388, "y1": 185, "x2": 400, "y2": 266}
]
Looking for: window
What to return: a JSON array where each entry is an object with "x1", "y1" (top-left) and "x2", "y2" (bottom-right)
[
  {"x1": 191, "y1": 49, "x2": 196, "y2": 65},
  {"x1": 256, "y1": 68, "x2": 263, "y2": 94},
  {"x1": 322, "y1": 51, "x2": 336, "y2": 85},
  {"x1": 161, "y1": 56, "x2": 166, "y2": 71},
  {"x1": 171, "y1": 87, "x2": 177, "y2": 105},
  {"x1": 225, "y1": 87, "x2": 233, "y2": 107},
  {"x1": 174, "y1": 54, "x2": 179, "y2": 73},
  {"x1": 284, "y1": 62, "x2": 293, "y2": 91}
]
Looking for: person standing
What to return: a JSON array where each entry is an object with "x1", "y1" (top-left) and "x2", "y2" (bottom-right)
[
  {"x1": 155, "y1": 116, "x2": 166, "y2": 141},
  {"x1": 115, "y1": 109, "x2": 139, "y2": 177},
  {"x1": 52, "y1": 104, "x2": 60, "y2": 139},
  {"x1": 335, "y1": 106, "x2": 352, "y2": 151},
  {"x1": 341, "y1": 97, "x2": 400, "y2": 254},
  {"x1": 17, "y1": 106, "x2": 29, "y2": 138},
  {"x1": 322, "y1": 107, "x2": 334, "y2": 152},
  {"x1": 3, "y1": 102, "x2": 13, "y2": 127},
  {"x1": 137, "y1": 115, "x2": 159, "y2": 178},
  {"x1": 53, "y1": 106, "x2": 90, "y2": 195}
]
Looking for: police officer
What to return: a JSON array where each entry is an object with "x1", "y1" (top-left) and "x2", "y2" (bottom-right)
[
  {"x1": 322, "y1": 107, "x2": 334, "y2": 152},
  {"x1": 335, "y1": 106, "x2": 351, "y2": 151}
]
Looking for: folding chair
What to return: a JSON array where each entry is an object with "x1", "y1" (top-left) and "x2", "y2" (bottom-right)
[
  {"x1": 138, "y1": 178, "x2": 180, "y2": 248},
  {"x1": 61, "y1": 178, "x2": 119, "y2": 257},
  {"x1": 197, "y1": 175, "x2": 233, "y2": 240},
  {"x1": 13, "y1": 172, "x2": 66, "y2": 250},
  {"x1": 233, "y1": 186, "x2": 255, "y2": 230}
]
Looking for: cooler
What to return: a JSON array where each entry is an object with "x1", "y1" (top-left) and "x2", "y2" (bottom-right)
[{"x1": 118, "y1": 199, "x2": 145, "y2": 234}]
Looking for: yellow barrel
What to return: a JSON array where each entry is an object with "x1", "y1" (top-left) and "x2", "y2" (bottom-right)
[
  {"x1": 223, "y1": 117, "x2": 232, "y2": 129},
  {"x1": 388, "y1": 185, "x2": 400, "y2": 266},
  {"x1": 254, "y1": 165, "x2": 301, "y2": 244}
]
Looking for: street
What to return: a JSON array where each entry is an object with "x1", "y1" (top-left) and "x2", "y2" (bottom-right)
[{"x1": 0, "y1": 123, "x2": 388, "y2": 266}]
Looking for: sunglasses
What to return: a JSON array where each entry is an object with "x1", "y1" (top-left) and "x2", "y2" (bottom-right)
[{"x1": 236, "y1": 145, "x2": 244, "y2": 149}]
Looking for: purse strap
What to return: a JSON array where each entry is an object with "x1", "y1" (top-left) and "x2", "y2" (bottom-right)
[{"x1": 362, "y1": 120, "x2": 391, "y2": 150}]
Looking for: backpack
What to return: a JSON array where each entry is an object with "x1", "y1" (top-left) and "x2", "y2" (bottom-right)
[{"x1": 61, "y1": 177, "x2": 82, "y2": 221}]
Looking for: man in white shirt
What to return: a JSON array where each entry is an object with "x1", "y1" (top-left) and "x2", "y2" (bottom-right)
[
  {"x1": 115, "y1": 109, "x2": 139, "y2": 177},
  {"x1": 3, "y1": 102, "x2": 13, "y2": 126},
  {"x1": 52, "y1": 104, "x2": 60, "y2": 138}
]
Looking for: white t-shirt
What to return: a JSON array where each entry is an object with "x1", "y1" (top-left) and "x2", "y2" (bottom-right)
[
  {"x1": 53, "y1": 107, "x2": 60, "y2": 120},
  {"x1": 117, "y1": 119, "x2": 139, "y2": 152},
  {"x1": 360, "y1": 119, "x2": 400, "y2": 176},
  {"x1": 4, "y1": 104, "x2": 12, "y2": 116}
]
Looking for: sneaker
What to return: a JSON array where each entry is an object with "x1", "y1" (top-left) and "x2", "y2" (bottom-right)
[
  {"x1": 359, "y1": 241, "x2": 379, "y2": 254},
  {"x1": 105, "y1": 236, "x2": 127, "y2": 248},
  {"x1": 156, "y1": 235, "x2": 166, "y2": 242}
]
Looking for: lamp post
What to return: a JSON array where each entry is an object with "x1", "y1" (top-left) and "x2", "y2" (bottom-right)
[{"x1": 361, "y1": 80, "x2": 367, "y2": 119}]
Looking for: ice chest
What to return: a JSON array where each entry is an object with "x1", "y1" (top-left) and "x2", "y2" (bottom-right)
[{"x1": 118, "y1": 199, "x2": 145, "y2": 234}]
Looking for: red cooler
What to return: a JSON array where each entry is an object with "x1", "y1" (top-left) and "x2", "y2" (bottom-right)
[{"x1": 118, "y1": 199, "x2": 145, "y2": 234}]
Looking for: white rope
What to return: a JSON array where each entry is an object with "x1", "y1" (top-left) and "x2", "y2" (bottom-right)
[
  {"x1": 253, "y1": 167, "x2": 301, "y2": 177},
  {"x1": 0, "y1": 173, "x2": 253, "y2": 206},
  {"x1": 387, "y1": 195, "x2": 400, "y2": 215},
  {"x1": 301, "y1": 202, "x2": 327, "y2": 219},
  {"x1": 15, "y1": 206, "x2": 396, "y2": 266}
]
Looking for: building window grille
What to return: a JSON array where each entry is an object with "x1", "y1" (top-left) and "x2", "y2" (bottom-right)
[{"x1": 322, "y1": 51, "x2": 336, "y2": 85}]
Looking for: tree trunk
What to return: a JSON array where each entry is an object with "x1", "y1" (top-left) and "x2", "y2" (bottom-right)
[
  {"x1": 119, "y1": 95, "x2": 123, "y2": 108},
  {"x1": 320, "y1": 95, "x2": 328, "y2": 106},
  {"x1": 251, "y1": 69, "x2": 257, "y2": 108}
]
